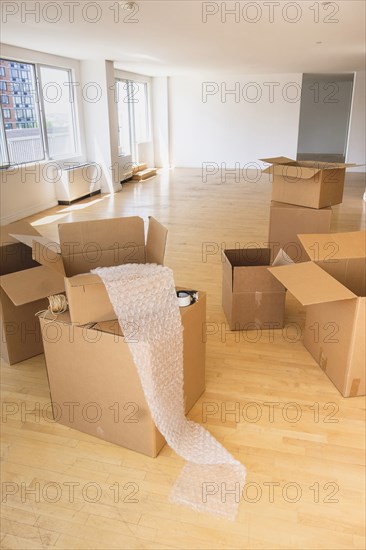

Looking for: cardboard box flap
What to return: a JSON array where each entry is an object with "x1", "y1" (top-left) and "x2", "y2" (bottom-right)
[
  {"x1": 32, "y1": 241, "x2": 66, "y2": 276},
  {"x1": 0, "y1": 266, "x2": 65, "y2": 306},
  {"x1": 298, "y1": 231, "x2": 366, "y2": 261},
  {"x1": 268, "y1": 262, "x2": 356, "y2": 306},
  {"x1": 65, "y1": 273, "x2": 103, "y2": 288},
  {"x1": 58, "y1": 216, "x2": 145, "y2": 256},
  {"x1": 299, "y1": 160, "x2": 359, "y2": 169},
  {"x1": 1, "y1": 221, "x2": 41, "y2": 245},
  {"x1": 9, "y1": 234, "x2": 61, "y2": 253},
  {"x1": 94, "y1": 319, "x2": 123, "y2": 336},
  {"x1": 146, "y1": 217, "x2": 168, "y2": 264},
  {"x1": 57, "y1": 217, "x2": 147, "y2": 275},
  {"x1": 261, "y1": 157, "x2": 360, "y2": 169},
  {"x1": 260, "y1": 156, "x2": 295, "y2": 165},
  {"x1": 267, "y1": 165, "x2": 322, "y2": 180}
]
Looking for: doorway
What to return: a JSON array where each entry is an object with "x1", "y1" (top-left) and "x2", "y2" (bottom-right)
[{"x1": 297, "y1": 73, "x2": 354, "y2": 163}]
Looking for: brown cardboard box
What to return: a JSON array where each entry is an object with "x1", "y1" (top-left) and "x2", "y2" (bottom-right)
[
  {"x1": 0, "y1": 221, "x2": 40, "y2": 275},
  {"x1": 39, "y1": 292, "x2": 206, "y2": 457},
  {"x1": 268, "y1": 201, "x2": 332, "y2": 263},
  {"x1": 11, "y1": 216, "x2": 168, "y2": 325},
  {"x1": 222, "y1": 248, "x2": 286, "y2": 330},
  {"x1": 269, "y1": 231, "x2": 366, "y2": 397},
  {"x1": 0, "y1": 222, "x2": 64, "y2": 364},
  {"x1": 261, "y1": 156, "x2": 359, "y2": 209}
]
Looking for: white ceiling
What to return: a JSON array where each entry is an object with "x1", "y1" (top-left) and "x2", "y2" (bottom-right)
[{"x1": 2, "y1": 0, "x2": 365, "y2": 76}]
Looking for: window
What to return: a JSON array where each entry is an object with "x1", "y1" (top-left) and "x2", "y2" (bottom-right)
[
  {"x1": 116, "y1": 80, "x2": 132, "y2": 157},
  {"x1": 38, "y1": 65, "x2": 77, "y2": 159},
  {"x1": 0, "y1": 111, "x2": 8, "y2": 165},
  {"x1": 116, "y1": 79, "x2": 150, "y2": 160},
  {"x1": 133, "y1": 81, "x2": 150, "y2": 144},
  {"x1": 0, "y1": 58, "x2": 79, "y2": 167},
  {"x1": 0, "y1": 59, "x2": 44, "y2": 165}
]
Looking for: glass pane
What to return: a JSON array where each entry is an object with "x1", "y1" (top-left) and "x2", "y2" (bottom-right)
[
  {"x1": 0, "y1": 58, "x2": 45, "y2": 165},
  {"x1": 133, "y1": 81, "x2": 149, "y2": 143},
  {"x1": 40, "y1": 66, "x2": 77, "y2": 158},
  {"x1": 0, "y1": 110, "x2": 9, "y2": 167},
  {"x1": 117, "y1": 80, "x2": 132, "y2": 156}
]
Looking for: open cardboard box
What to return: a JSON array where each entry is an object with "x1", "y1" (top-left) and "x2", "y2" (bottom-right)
[
  {"x1": 269, "y1": 231, "x2": 366, "y2": 397},
  {"x1": 0, "y1": 222, "x2": 65, "y2": 364},
  {"x1": 222, "y1": 247, "x2": 286, "y2": 330},
  {"x1": 268, "y1": 201, "x2": 332, "y2": 263},
  {"x1": 11, "y1": 216, "x2": 168, "y2": 325},
  {"x1": 39, "y1": 291, "x2": 206, "y2": 457},
  {"x1": 261, "y1": 156, "x2": 359, "y2": 209}
]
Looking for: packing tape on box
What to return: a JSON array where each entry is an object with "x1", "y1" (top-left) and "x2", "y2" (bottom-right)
[
  {"x1": 176, "y1": 290, "x2": 198, "y2": 307},
  {"x1": 93, "y1": 263, "x2": 246, "y2": 520}
]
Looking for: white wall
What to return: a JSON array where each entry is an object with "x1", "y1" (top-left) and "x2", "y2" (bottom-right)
[
  {"x1": 80, "y1": 59, "x2": 121, "y2": 193},
  {"x1": 168, "y1": 74, "x2": 303, "y2": 168},
  {"x1": 0, "y1": 44, "x2": 86, "y2": 224},
  {"x1": 347, "y1": 71, "x2": 366, "y2": 171}
]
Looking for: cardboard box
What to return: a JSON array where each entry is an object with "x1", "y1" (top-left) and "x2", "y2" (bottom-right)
[
  {"x1": 269, "y1": 231, "x2": 366, "y2": 397},
  {"x1": 0, "y1": 222, "x2": 65, "y2": 364},
  {"x1": 268, "y1": 201, "x2": 332, "y2": 263},
  {"x1": 39, "y1": 292, "x2": 206, "y2": 457},
  {"x1": 1, "y1": 221, "x2": 40, "y2": 275},
  {"x1": 11, "y1": 216, "x2": 168, "y2": 325},
  {"x1": 222, "y1": 248, "x2": 286, "y2": 330},
  {"x1": 261, "y1": 156, "x2": 359, "y2": 209}
]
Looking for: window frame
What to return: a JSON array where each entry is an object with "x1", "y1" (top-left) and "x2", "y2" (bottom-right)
[
  {"x1": 36, "y1": 63, "x2": 79, "y2": 162},
  {"x1": 0, "y1": 57, "x2": 80, "y2": 169},
  {"x1": 115, "y1": 78, "x2": 151, "y2": 161}
]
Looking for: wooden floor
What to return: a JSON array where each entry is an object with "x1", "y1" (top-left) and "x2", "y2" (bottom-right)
[{"x1": 1, "y1": 168, "x2": 365, "y2": 549}]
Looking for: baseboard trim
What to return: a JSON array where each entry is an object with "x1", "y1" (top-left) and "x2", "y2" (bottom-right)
[
  {"x1": 58, "y1": 189, "x2": 101, "y2": 205},
  {"x1": 0, "y1": 200, "x2": 59, "y2": 225}
]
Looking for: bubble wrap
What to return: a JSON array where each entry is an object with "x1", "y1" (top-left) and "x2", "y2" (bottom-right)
[{"x1": 92, "y1": 263, "x2": 246, "y2": 520}]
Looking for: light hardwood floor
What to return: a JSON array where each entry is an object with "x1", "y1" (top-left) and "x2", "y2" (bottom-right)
[{"x1": 1, "y1": 168, "x2": 365, "y2": 549}]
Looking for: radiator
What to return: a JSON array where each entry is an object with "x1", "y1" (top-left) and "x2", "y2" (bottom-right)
[{"x1": 55, "y1": 163, "x2": 101, "y2": 204}]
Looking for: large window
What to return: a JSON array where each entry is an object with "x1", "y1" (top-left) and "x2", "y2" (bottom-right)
[
  {"x1": 116, "y1": 79, "x2": 150, "y2": 160},
  {"x1": 116, "y1": 80, "x2": 132, "y2": 157},
  {"x1": 0, "y1": 58, "x2": 78, "y2": 168}
]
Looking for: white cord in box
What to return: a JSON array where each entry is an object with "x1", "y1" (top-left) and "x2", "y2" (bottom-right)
[{"x1": 36, "y1": 294, "x2": 68, "y2": 320}]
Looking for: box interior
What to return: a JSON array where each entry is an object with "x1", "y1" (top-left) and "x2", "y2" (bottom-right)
[
  {"x1": 224, "y1": 248, "x2": 271, "y2": 267},
  {"x1": 317, "y1": 258, "x2": 366, "y2": 298}
]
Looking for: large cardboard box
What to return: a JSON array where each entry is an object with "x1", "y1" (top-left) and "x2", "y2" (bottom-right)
[
  {"x1": 268, "y1": 201, "x2": 332, "y2": 263},
  {"x1": 11, "y1": 216, "x2": 168, "y2": 325},
  {"x1": 222, "y1": 248, "x2": 286, "y2": 330},
  {"x1": 269, "y1": 231, "x2": 366, "y2": 397},
  {"x1": 0, "y1": 221, "x2": 40, "y2": 275},
  {"x1": 261, "y1": 156, "x2": 358, "y2": 209},
  {"x1": 40, "y1": 292, "x2": 206, "y2": 457},
  {"x1": 0, "y1": 222, "x2": 64, "y2": 364}
]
